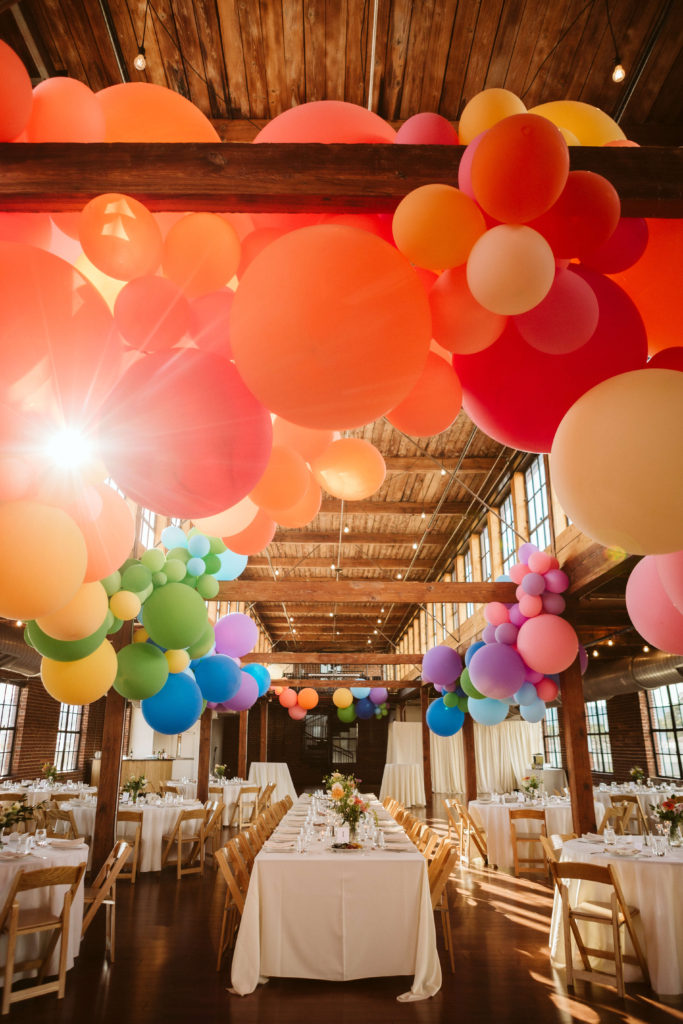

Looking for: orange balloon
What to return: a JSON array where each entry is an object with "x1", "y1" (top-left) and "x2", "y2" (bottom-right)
[
  {"x1": 613, "y1": 219, "x2": 683, "y2": 355},
  {"x1": 249, "y1": 446, "x2": 310, "y2": 513},
  {"x1": 222, "y1": 508, "x2": 276, "y2": 556},
  {"x1": 26, "y1": 78, "x2": 105, "y2": 142},
  {"x1": 194, "y1": 497, "x2": 259, "y2": 537},
  {"x1": 79, "y1": 193, "x2": 163, "y2": 281},
  {"x1": 270, "y1": 472, "x2": 321, "y2": 528},
  {"x1": 0, "y1": 40, "x2": 32, "y2": 141},
  {"x1": 0, "y1": 500, "x2": 87, "y2": 620},
  {"x1": 272, "y1": 418, "x2": 334, "y2": 463},
  {"x1": 114, "y1": 275, "x2": 191, "y2": 352},
  {"x1": 231, "y1": 226, "x2": 432, "y2": 429},
  {"x1": 392, "y1": 185, "x2": 486, "y2": 271},
  {"x1": 36, "y1": 581, "x2": 108, "y2": 641},
  {"x1": 466, "y1": 226, "x2": 555, "y2": 316},
  {"x1": 71, "y1": 483, "x2": 136, "y2": 583},
  {"x1": 430, "y1": 265, "x2": 508, "y2": 354},
  {"x1": 387, "y1": 353, "x2": 463, "y2": 437},
  {"x1": 162, "y1": 213, "x2": 241, "y2": 300},
  {"x1": 458, "y1": 88, "x2": 526, "y2": 144},
  {"x1": 471, "y1": 114, "x2": 569, "y2": 223},
  {"x1": 98, "y1": 82, "x2": 220, "y2": 142},
  {"x1": 297, "y1": 687, "x2": 319, "y2": 710},
  {"x1": 312, "y1": 438, "x2": 386, "y2": 501}
]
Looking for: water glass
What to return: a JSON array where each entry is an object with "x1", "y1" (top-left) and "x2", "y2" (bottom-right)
[
  {"x1": 654, "y1": 836, "x2": 667, "y2": 857},
  {"x1": 603, "y1": 826, "x2": 616, "y2": 847},
  {"x1": 35, "y1": 828, "x2": 48, "y2": 847},
  {"x1": 0, "y1": 827, "x2": 11, "y2": 845}
]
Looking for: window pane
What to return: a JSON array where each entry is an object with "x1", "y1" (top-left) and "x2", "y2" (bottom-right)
[
  {"x1": 542, "y1": 706, "x2": 562, "y2": 768},
  {"x1": 0, "y1": 683, "x2": 19, "y2": 776},
  {"x1": 500, "y1": 493, "x2": 517, "y2": 575},
  {"x1": 463, "y1": 550, "x2": 474, "y2": 619},
  {"x1": 647, "y1": 684, "x2": 683, "y2": 778},
  {"x1": 585, "y1": 699, "x2": 612, "y2": 774},
  {"x1": 54, "y1": 703, "x2": 83, "y2": 772},
  {"x1": 479, "y1": 527, "x2": 491, "y2": 582},
  {"x1": 525, "y1": 456, "x2": 551, "y2": 551}
]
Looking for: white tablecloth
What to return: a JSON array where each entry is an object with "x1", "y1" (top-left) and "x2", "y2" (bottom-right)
[
  {"x1": 211, "y1": 782, "x2": 250, "y2": 826},
  {"x1": 550, "y1": 836, "x2": 683, "y2": 996},
  {"x1": 4, "y1": 786, "x2": 97, "y2": 808},
  {"x1": 230, "y1": 800, "x2": 441, "y2": 1000},
  {"x1": 593, "y1": 786, "x2": 683, "y2": 831},
  {"x1": 0, "y1": 841, "x2": 86, "y2": 982},
  {"x1": 468, "y1": 799, "x2": 606, "y2": 870},
  {"x1": 379, "y1": 764, "x2": 426, "y2": 807},
  {"x1": 247, "y1": 763, "x2": 297, "y2": 804},
  {"x1": 170, "y1": 780, "x2": 197, "y2": 800}
]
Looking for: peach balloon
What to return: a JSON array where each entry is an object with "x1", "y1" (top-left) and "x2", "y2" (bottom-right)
[
  {"x1": 0, "y1": 40, "x2": 32, "y2": 141},
  {"x1": 249, "y1": 446, "x2": 310, "y2": 513},
  {"x1": 41, "y1": 639, "x2": 118, "y2": 705},
  {"x1": 458, "y1": 88, "x2": 526, "y2": 144},
  {"x1": 98, "y1": 82, "x2": 220, "y2": 142},
  {"x1": 312, "y1": 438, "x2": 386, "y2": 501},
  {"x1": 466, "y1": 226, "x2": 555, "y2": 315},
  {"x1": 387, "y1": 353, "x2": 463, "y2": 437},
  {"x1": 36, "y1": 581, "x2": 108, "y2": 641},
  {"x1": 26, "y1": 78, "x2": 105, "y2": 142},
  {"x1": 0, "y1": 500, "x2": 87, "y2": 620},
  {"x1": 71, "y1": 483, "x2": 136, "y2": 583},
  {"x1": 429, "y1": 266, "x2": 508, "y2": 355},
  {"x1": 79, "y1": 193, "x2": 163, "y2": 281},
  {"x1": 297, "y1": 687, "x2": 319, "y2": 710},
  {"x1": 114, "y1": 275, "x2": 191, "y2": 352},
  {"x1": 271, "y1": 418, "x2": 334, "y2": 463},
  {"x1": 529, "y1": 100, "x2": 626, "y2": 146},
  {"x1": 625, "y1": 557, "x2": 683, "y2": 655},
  {"x1": 162, "y1": 213, "x2": 241, "y2": 300},
  {"x1": 392, "y1": 185, "x2": 486, "y2": 272},
  {"x1": 270, "y1": 472, "x2": 322, "y2": 529},
  {"x1": 194, "y1": 497, "x2": 259, "y2": 537},
  {"x1": 288, "y1": 704, "x2": 307, "y2": 720},
  {"x1": 551, "y1": 369, "x2": 683, "y2": 555},
  {"x1": 516, "y1": 614, "x2": 579, "y2": 675},
  {"x1": 278, "y1": 688, "x2": 297, "y2": 708},
  {"x1": 222, "y1": 508, "x2": 276, "y2": 556}
]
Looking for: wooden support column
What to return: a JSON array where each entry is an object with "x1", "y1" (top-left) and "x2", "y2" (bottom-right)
[
  {"x1": 91, "y1": 687, "x2": 125, "y2": 875},
  {"x1": 259, "y1": 700, "x2": 268, "y2": 762},
  {"x1": 196, "y1": 709, "x2": 212, "y2": 804},
  {"x1": 463, "y1": 714, "x2": 477, "y2": 804},
  {"x1": 238, "y1": 711, "x2": 249, "y2": 780},
  {"x1": 560, "y1": 656, "x2": 596, "y2": 835},
  {"x1": 420, "y1": 686, "x2": 432, "y2": 805}
]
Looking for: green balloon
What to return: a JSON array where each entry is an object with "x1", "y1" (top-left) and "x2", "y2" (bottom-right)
[
  {"x1": 455, "y1": 695, "x2": 470, "y2": 713},
  {"x1": 208, "y1": 536, "x2": 226, "y2": 555},
  {"x1": 196, "y1": 574, "x2": 219, "y2": 600},
  {"x1": 187, "y1": 622, "x2": 215, "y2": 660},
  {"x1": 114, "y1": 642, "x2": 169, "y2": 700},
  {"x1": 183, "y1": 575, "x2": 198, "y2": 589},
  {"x1": 141, "y1": 548, "x2": 166, "y2": 573},
  {"x1": 460, "y1": 667, "x2": 485, "y2": 700},
  {"x1": 202, "y1": 553, "x2": 220, "y2": 575},
  {"x1": 337, "y1": 704, "x2": 357, "y2": 723},
  {"x1": 107, "y1": 615, "x2": 123, "y2": 635},
  {"x1": 164, "y1": 558, "x2": 187, "y2": 583},
  {"x1": 136, "y1": 582, "x2": 154, "y2": 604},
  {"x1": 443, "y1": 691, "x2": 459, "y2": 708},
  {"x1": 101, "y1": 570, "x2": 122, "y2": 597},
  {"x1": 201, "y1": 699, "x2": 208, "y2": 713},
  {"x1": 142, "y1": 582, "x2": 208, "y2": 650},
  {"x1": 187, "y1": 526, "x2": 201, "y2": 538},
  {"x1": 121, "y1": 563, "x2": 152, "y2": 593},
  {"x1": 119, "y1": 558, "x2": 139, "y2": 575},
  {"x1": 152, "y1": 571, "x2": 168, "y2": 587},
  {"x1": 26, "y1": 617, "x2": 108, "y2": 662},
  {"x1": 166, "y1": 547, "x2": 190, "y2": 564},
  {"x1": 24, "y1": 626, "x2": 34, "y2": 648}
]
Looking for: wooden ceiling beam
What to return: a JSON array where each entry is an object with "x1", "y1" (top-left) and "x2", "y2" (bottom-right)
[
  {"x1": 1, "y1": 143, "x2": 681, "y2": 216},
  {"x1": 217, "y1": 580, "x2": 516, "y2": 602},
  {"x1": 241, "y1": 652, "x2": 421, "y2": 664},
  {"x1": 273, "y1": 530, "x2": 452, "y2": 545},
  {"x1": 246, "y1": 556, "x2": 435, "y2": 570},
  {"x1": 318, "y1": 499, "x2": 468, "y2": 515},
  {"x1": 383, "y1": 456, "x2": 495, "y2": 474},
  {"x1": 265, "y1": 679, "x2": 413, "y2": 690}
]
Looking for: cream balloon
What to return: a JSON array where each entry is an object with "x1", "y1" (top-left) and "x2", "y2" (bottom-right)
[
  {"x1": 466, "y1": 226, "x2": 555, "y2": 316},
  {"x1": 193, "y1": 496, "x2": 260, "y2": 536}
]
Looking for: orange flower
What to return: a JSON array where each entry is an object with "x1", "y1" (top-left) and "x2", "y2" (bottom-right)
[{"x1": 330, "y1": 782, "x2": 344, "y2": 800}]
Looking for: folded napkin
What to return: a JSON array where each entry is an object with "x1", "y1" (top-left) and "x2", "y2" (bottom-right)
[
  {"x1": 48, "y1": 838, "x2": 87, "y2": 848},
  {"x1": 384, "y1": 834, "x2": 411, "y2": 845},
  {"x1": 580, "y1": 833, "x2": 603, "y2": 843}
]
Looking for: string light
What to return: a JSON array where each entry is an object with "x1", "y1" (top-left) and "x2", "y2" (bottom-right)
[
  {"x1": 329, "y1": 612, "x2": 334, "y2": 618},
  {"x1": 412, "y1": 543, "x2": 418, "y2": 550},
  {"x1": 605, "y1": 0, "x2": 626, "y2": 83},
  {"x1": 607, "y1": 639, "x2": 614, "y2": 646},
  {"x1": 133, "y1": 48, "x2": 146, "y2": 71},
  {"x1": 612, "y1": 62, "x2": 625, "y2": 83},
  {"x1": 343, "y1": 525, "x2": 349, "y2": 534},
  {"x1": 592, "y1": 649, "x2": 599, "y2": 658},
  {"x1": 396, "y1": 573, "x2": 402, "y2": 580},
  {"x1": 642, "y1": 645, "x2": 650, "y2": 653}
]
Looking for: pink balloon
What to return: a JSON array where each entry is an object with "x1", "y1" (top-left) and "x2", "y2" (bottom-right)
[
  {"x1": 495, "y1": 622, "x2": 518, "y2": 645},
  {"x1": 519, "y1": 594, "x2": 543, "y2": 618},
  {"x1": 517, "y1": 614, "x2": 579, "y2": 674},
  {"x1": 279, "y1": 688, "x2": 298, "y2": 708},
  {"x1": 655, "y1": 550, "x2": 683, "y2": 613},
  {"x1": 528, "y1": 551, "x2": 554, "y2": 574},
  {"x1": 254, "y1": 101, "x2": 395, "y2": 144},
  {"x1": 580, "y1": 218, "x2": 648, "y2": 274},
  {"x1": 521, "y1": 572, "x2": 546, "y2": 596},
  {"x1": 525, "y1": 667, "x2": 544, "y2": 684},
  {"x1": 395, "y1": 112, "x2": 458, "y2": 146},
  {"x1": 626, "y1": 557, "x2": 683, "y2": 655},
  {"x1": 544, "y1": 569, "x2": 570, "y2": 594},
  {"x1": 288, "y1": 704, "x2": 307, "y2": 720},
  {"x1": 542, "y1": 592, "x2": 566, "y2": 615},
  {"x1": 222, "y1": 671, "x2": 259, "y2": 711},
  {"x1": 484, "y1": 601, "x2": 510, "y2": 626},
  {"x1": 509, "y1": 563, "x2": 530, "y2": 584},
  {"x1": 457, "y1": 133, "x2": 486, "y2": 199},
  {"x1": 515, "y1": 269, "x2": 599, "y2": 354},
  {"x1": 509, "y1": 605, "x2": 528, "y2": 627},
  {"x1": 535, "y1": 677, "x2": 559, "y2": 701},
  {"x1": 214, "y1": 613, "x2": 259, "y2": 658}
]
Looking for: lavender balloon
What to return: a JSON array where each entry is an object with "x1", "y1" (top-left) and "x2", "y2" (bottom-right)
[
  {"x1": 578, "y1": 644, "x2": 588, "y2": 675},
  {"x1": 214, "y1": 612, "x2": 258, "y2": 658},
  {"x1": 495, "y1": 621, "x2": 519, "y2": 645},
  {"x1": 222, "y1": 671, "x2": 259, "y2": 711},
  {"x1": 544, "y1": 568, "x2": 570, "y2": 594},
  {"x1": 481, "y1": 624, "x2": 497, "y2": 644},
  {"x1": 369, "y1": 687, "x2": 388, "y2": 704},
  {"x1": 422, "y1": 645, "x2": 463, "y2": 686},
  {"x1": 509, "y1": 604, "x2": 528, "y2": 628},
  {"x1": 469, "y1": 642, "x2": 526, "y2": 699},
  {"x1": 521, "y1": 572, "x2": 546, "y2": 596},
  {"x1": 517, "y1": 542, "x2": 539, "y2": 564},
  {"x1": 542, "y1": 592, "x2": 566, "y2": 615}
]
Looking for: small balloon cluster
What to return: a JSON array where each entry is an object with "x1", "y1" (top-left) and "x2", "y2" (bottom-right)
[
  {"x1": 423, "y1": 542, "x2": 588, "y2": 737},
  {"x1": 272, "y1": 684, "x2": 389, "y2": 723}
]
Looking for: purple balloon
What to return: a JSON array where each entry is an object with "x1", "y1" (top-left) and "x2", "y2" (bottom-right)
[
  {"x1": 509, "y1": 604, "x2": 528, "y2": 627},
  {"x1": 222, "y1": 670, "x2": 259, "y2": 711},
  {"x1": 369, "y1": 687, "x2": 388, "y2": 704},
  {"x1": 481, "y1": 623, "x2": 497, "y2": 644},
  {"x1": 521, "y1": 572, "x2": 546, "y2": 596},
  {"x1": 422, "y1": 645, "x2": 463, "y2": 686},
  {"x1": 442, "y1": 680, "x2": 458, "y2": 692},
  {"x1": 517, "y1": 543, "x2": 539, "y2": 565},
  {"x1": 578, "y1": 644, "x2": 588, "y2": 675},
  {"x1": 524, "y1": 667, "x2": 544, "y2": 684},
  {"x1": 469, "y1": 642, "x2": 526, "y2": 699},
  {"x1": 544, "y1": 569, "x2": 570, "y2": 594},
  {"x1": 214, "y1": 613, "x2": 258, "y2": 658},
  {"x1": 542, "y1": 592, "x2": 566, "y2": 615},
  {"x1": 495, "y1": 622, "x2": 519, "y2": 645}
]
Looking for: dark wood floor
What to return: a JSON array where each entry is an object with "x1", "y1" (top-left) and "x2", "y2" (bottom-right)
[{"x1": 7, "y1": 815, "x2": 682, "y2": 1024}]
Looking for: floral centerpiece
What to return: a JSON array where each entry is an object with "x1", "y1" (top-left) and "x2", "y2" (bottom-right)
[
  {"x1": 324, "y1": 772, "x2": 370, "y2": 840},
  {"x1": 629, "y1": 765, "x2": 645, "y2": 784},
  {"x1": 122, "y1": 775, "x2": 147, "y2": 803},
  {"x1": 322, "y1": 770, "x2": 344, "y2": 792},
  {"x1": 214, "y1": 764, "x2": 227, "y2": 780},
  {"x1": 0, "y1": 801, "x2": 43, "y2": 831},
  {"x1": 521, "y1": 775, "x2": 540, "y2": 797},
  {"x1": 42, "y1": 762, "x2": 58, "y2": 784},
  {"x1": 652, "y1": 795, "x2": 683, "y2": 842}
]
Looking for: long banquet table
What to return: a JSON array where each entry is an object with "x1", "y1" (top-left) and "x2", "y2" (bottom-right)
[
  {"x1": 550, "y1": 836, "x2": 683, "y2": 996},
  {"x1": 230, "y1": 797, "x2": 441, "y2": 1000}
]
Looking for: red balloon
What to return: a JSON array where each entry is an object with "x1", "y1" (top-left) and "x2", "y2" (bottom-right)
[
  {"x1": 528, "y1": 171, "x2": 621, "y2": 260},
  {"x1": 0, "y1": 213, "x2": 53, "y2": 249},
  {"x1": 656, "y1": 551, "x2": 683, "y2": 614},
  {"x1": 580, "y1": 218, "x2": 648, "y2": 274},
  {"x1": 188, "y1": 290, "x2": 233, "y2": 358},
  {"x1": 648, "y1": 348, "x2": 683, "y2": 372},
  {"x1": 237, "y1": 228, "x2": 285, "y2": 278},
  {"x1": 114, "y1": 275, "x2": 191, "y2": 352},
  {"x1": 395, "y1": 113, "x2": 459, "y2": 145},
  {"x1": 98, "y1": 350, "x2": 272, "y2": 518},
  {"x1": 254, "y1": 101, "x2": 395, "y2": 143},
  {"x1": 514, "y1": 269, "x2": 599, "y2": 354},
  {"x1": 387, "y1": 353, "x2": 463, "y2": 437},
  {"x1": 613, "y1": 219, "x2": 683, "y2": 355},
  {"x1": 452, "y1": 268, "x2": 647, "y2": 452},
  {"x1": 222, "y1": 508, "x2": 276, "y2": 555},
  {"x1": 26, "y1": 78, "x2": 105, "y2": 142}
]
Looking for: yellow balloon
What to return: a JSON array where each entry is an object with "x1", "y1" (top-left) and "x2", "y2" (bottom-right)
[
  {"x1": 528, "y1": 101, "x2": 626, "y2": 146},
  {"x1": 332, "y1": 687, "x2": 353, "y2": 709},
  {"x1": 458, "y1": 88, "x2": 526, "y2": 144},
  {"x1": 41, "y1": 639, "x2": 117, "y2": 705},
  {"x1": 466, "y1": 225, "x2": 555, "y2": 315},
  {"x1": 109, "y1": 590, "x2": 141, "y2": 620},
  {"x1": 551, "y1": 369, "x2": 683, "y2": 555},
  {"x1": 36, "y1": 581, "x2": 109, "y2": 641},
  {"x1": 133, "y1": 627, "x2": 149, "y2": 643},
  {"x1": 165, "y1": 649, "x2": 191, "y2": 673}
]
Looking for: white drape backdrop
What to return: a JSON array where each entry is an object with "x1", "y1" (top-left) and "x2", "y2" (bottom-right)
[{"x1": 386, "y1": 720, "x2": 543, "y2": 794}]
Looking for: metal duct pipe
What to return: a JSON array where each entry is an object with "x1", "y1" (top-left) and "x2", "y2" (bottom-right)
[
  {"x1": 582, "y1": 651, "x2": 683, "y2": 702},
  {"x1": 0, "y1": 623, "x2": 40, "y2": 677}
]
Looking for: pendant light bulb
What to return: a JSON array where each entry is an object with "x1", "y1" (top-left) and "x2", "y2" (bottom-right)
[
  {"x1": 134, "y1": 48, "x2": 147, "y2": 71},
  {"x1": 612, "y1": 61, "x2": 625, "y2": 83}
]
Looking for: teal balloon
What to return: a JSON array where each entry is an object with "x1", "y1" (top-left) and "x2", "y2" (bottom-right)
[
  {"x1": 337, "y1": 704, "x2": 357, "y2": 723},
  {"x1": 350, "y1": 686, "x2": 371, "y2": 699},
  {"x1": 26, "y1": 617, "x2": 108, "y2": 662},
  {"x1": 196, "y1": 575, "x2": 219, "y2": 600},
  {"x1": 215, "y1": 548, "x2": 248, "y2": 581},
  {"x1": 208, "y1": 536, "x2": 226, "y2": 555},
  {"x1": 187, "y1": 556, "x2": 206, "y2": 577},
  {"x1": 468, "y1": 697, "x2": 508, "y2": 726},
  {"x1": 114, "y1": 642, "x2": 168, "y2": 700},
  {"x1": 242, "y1": 663, "x2": 271, "y2": 697},
  {"x1": 202, "y1": 553, "x2": 221, "y2": 575},
  {"x1": 141, "y1": 670, "x2": 203, "y2": 735},
  {"x1": 142, "y1": 582, "x2": 208, "y2": 650},
  {"x1": 164, "y1": 558, "x2": 187, "y2": 583},
  {"x1": 460, "y1": 667, "x2": 486, "y2": 700},
  {"x1": 101, "y1": 571, "x2": 121, "y2": 597},
  {"x1": 161, "y1": 526, "x2": 187, "y2": 549},
  {"x1": 141, "y1": 548, "x2": 166, "y2": 573},
  {"x1": 188, "y1": 534, "x2": 210, "y2": 557}
]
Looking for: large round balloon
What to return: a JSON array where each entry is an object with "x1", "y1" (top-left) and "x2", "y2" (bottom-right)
[
  {"x1": 98, "y1": 349, "x2": 272, "y2": 518},
  {"x1": 355, "y1": 697, "x2": 375, "y2": 720},
  {"x1": 253, "y1": 100, "x2": 395, "y2": 143},
  {"x1": 426, "y1": 698, "x2": 465, "y2": 737},
  {"x1": 395, "y1": 112, "x2": 459, "y2": 145},
  {"x1": 337, "y1": 704, "x2": 357, "y2": 723},
  {"x1": 613, "y1": 219, "x2": 682, "y2": 356},
  {"x1": 114, "y1": 642, "x2": 169, "y2": 700},
  {"x1": 221, "y1": 508, "x2": 276, "y2": 555},
  {"x1": 41, "y1": 639, "x2": 117, "y2": 705},
  {"x1": 422, "y1": 646, "x2": 463, "y2": 687},
  {"x1": 98, "y1": 82, "x2": 220, "y2": 142},
  {"x1": 214, "y1": 612, "x2": 258, "y2": 658},
  {"x1": 142, "y1": 583, "x2": 209, "y2": 650},
  {"x1": 194, "y1": 654, "x2": 242, "y2": 703},
  {"x1": 162, "y1": 213, "x2": 241, "y2": 300},
  {"x1": 392, "y1": 184, "x2": 486, "y2": 271},
  {"x1": 271, "y1": 472, "x2": 322, "y2": 529},
  {"x1": 656, "y1": 551, "x2": 683, "y2": 614},
  {"x1": 242, "y1": 663, "x2": 271, "y2": 697},
  {"x1": 453, "y1": 269, "x2": 647, "y2": 452},
  {"x1": 625, "y1": 557, "x2": 683, "y2": 655},
  {"x1": 311, "y1": 438, "x2": 386, "y2": 501},
  {"x1": 387, "y1": 353, "x2": 463, "y2": 437},
  {"x1": 0, "y1": 40, "x2": 32, "y2": 141},
  {"x1": 458, "y1": 89, "x2": 527, "y2": 144},
  {"x1": 332, "y1": 687, "x2": 353, "y2": 709},
  {"x1": 36, "y1": 581, "x2": 108, "y2": 642},
  {"x1": 466, "y1": 225, "x2": 556, "y2": 316},
  {"x1": 528, "y1": 100, "x2": 625, "y2": 146},
  {"x1": 141, "y1": 670, "x2": 203, "y2": 735},
  {"x1": 551, "y1": 369, "x2": 683, "y2": 554},
  {"x1": 114, "y1": 275, "x2": 191, "y2": 352},
  {"x1": 430, "y1": 265, "x2": 508, "y2": 356},
  {"x1": 215, "y1": 548, "x2": 248, "y2": 581},
  {"x1": 468, "y1": 643, "x2": 526, "y2": 699},
  {"x1": 71, "y1": 483, "x2": 136, "y2": 584},
  {"x1": 516, "y1": 615, "x2": 579, "y2": 675},
  {"x1": 223, "y1": 671, "x2": 259, "y2": 711},
  {"x1": 231, "y1": 226, "x2": 432, "y2": 430},
  {"x1": 249, "y1": 446, "x2": 310, "y2": 513}
]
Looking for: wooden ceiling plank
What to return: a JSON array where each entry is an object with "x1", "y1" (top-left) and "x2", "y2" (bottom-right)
[
  {"x1": 30, "y1": 0, "x2": 86, "y2": 79},
  {"x1": 303, "y1": 0, "x2": 326, "y2": 101},
  {"x1": 217, "y1": 580, "x2": 517, "y2": 602},
  {"x1": 146, "y1": 0, "x2": 192, "y2": 98},
  {"x1": 437, "y1": 0, "x2": 481, "y2": 118},
  {"x1": 161, "y1": 0, "x2": 213, "y2": 114},
  {"x1": 71, "y1": 0, "x2": 124, "y2": 88},
  {"x1": 458, "y1": 0, "x2": 505, "y2": 108},
  {"x1": 324, "y1": 0, "x2": 347, "y2": 100},
  {"x1": 520, "y1": 0, "x2": 583, "y2": 106},
  {"x1": 214, "y1": 0, "x2": 251, "y2": 116},
  {"x1": 484, "y1": 0, "x2": 527, "y2": 89},
  {"x1": 341, "y1": 0, "x2": 365, "y2": 107},
  {"x1": 380, "y1": 0, "x2": 413, "y2": 120},
  {"x1": 281, "y1": 0, "x2": 305, "y2": 111},
  {"x1": 318, "y1": 498, "x2": 469, "y2": 515},
  {"x1": 259, "y1": 0, "x2": 290, "y2": 120},
  {"x1": 418, "y1": 0, "x2": 458, "y2": 113},
  {"x1": 622, "y1": 1, "x2": 683, "y2": 125},
  {"x1": 264, "y1": 679, "x2": 417, "y2": 689},
  {"x1": 236, "y1": 0, "x2": 269, "y2": 117},
  {"x1": 500, "y1": 0, "x2": 550, "y2": 98},
  {"x1": 190, "y1": 0, "x2": 233, "y2": 117},
  {"x1": 397, "y1": 0, "x2": 434, "y2": 120},
  {"x1": 241, "y1": 652, "x2": 421, "y2": 663},
  {"x1": 272, "y1": 529, "x2": 452, "y2": 545},
  {"x1": 247, "y1": 556, "x2": 434, "y2": 569}
]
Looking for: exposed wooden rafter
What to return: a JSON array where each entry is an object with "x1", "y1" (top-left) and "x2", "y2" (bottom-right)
[{"x1": 217, "y1": 580, "x2": 517, "y2": 603}]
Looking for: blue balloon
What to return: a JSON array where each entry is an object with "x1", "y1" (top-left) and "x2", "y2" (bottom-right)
[
  {"x1": 468, "y1": 697, "x2": 508, "y2": 726},
  {"x1": 355, "y1": 697, "x2": 375, "y2": 719},
  {"x1": 350, "y1": 686, "x2": 371, "y2": 699},
  {"x1": 426, "y1": 698, "x2": 465, "y2": 737},
  {"x1": 465, "y1": 641, "x2": 486, "y2": 667},
  {"x1": 514, "y1": 682, "x2": 539, "y2": 707},
  {"x1": 161, "y1": 526, "x2": 187, "y2": 550},
  {"x1": 187, "y1": 556, "x2": 206, "y2": 577},
  {"x1": 215, "y1": 548, "x2": 248, "y2": 581},
  {"x1": 193, "y1": 654, "x2": 241, "y2": 703},
  {"x1": 187, "y1": 533, "x2": 210, "y2": 557},
  {"x1": 520, "y1": 698, "x2": 547, "y2": 724},
  {"x1": 190, "y1": 645, "x2": 216, "y2": 670},
  {"x1": 141, "y1": 670, "x2": 202, "y2": 735},
  {"x1": 495, "y1": 574, "x2": 512, "y2": 582},
  {"x1": 242, "y1": 663, "x2": 271, "y2": 697}
]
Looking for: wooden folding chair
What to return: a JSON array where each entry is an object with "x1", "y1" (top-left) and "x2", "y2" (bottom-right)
[
  {"x1": 551, "y1": 860, "x2": 649, "y2": 998},
  {"x1": 226, "y1": 837, "x2": 251, "y2": 890},
  {"x1": 81, "y1": 840, "x2": 130, "y2": 962},
  {"x1": 201, "y1": 800, "x2": 225, "y2": 863},
  {"x1": 0, "y1": 793, "x2": 27, "y2": 805},
  {"x1": 116, "y1": 810, "x2": 143, "y2": 883},
  {"x1": 159, "y1": 783, "x2": 180, "y2": 796},
  {"x1": 610, "y1": 795, "x2": 649, "y2": 835},
  {"x1": 215, "y1": 844, "x2": 247, "y2": 970},
  {"x1": 509, "y1": 808, "x2": 548, "y2": 877},
  {"x1": 230, "y1": 786, "x2": 259, "y2": 830},
  {"x1": 46, "y1": 807, "x2": 81, "y2": 841},
  {"x1": 444, "y1": 798, "x2": 461, "y2": 843},
  {"x1": 161, "y1": 808, "x2": 206, "y2": 879},
  {"x1": 429, "y1": 842, "x2": 459, "y2": 973},
  {"x1": 48, "y1": 792, "x2": 79, "y2": 803},
  {"x1": 234, "y1": 830, "x2": 257, "y2": 874},
  {"x1": 0, "y1": 862, "x2": 86, "y2": 1015},
  {"x1": 455, "y1": 799, "x2": 489, "y2": 866},
  {"x1": 540, "y1": 833, "x2": 577, "y2": 871},
  {"x1": 598, "y1": 804, "x2": 628, "y2": 836},
  {"x1": 282, "y1": 794, "x2": 293, "y2": 811},
  {"x1": 209, "y1": 785, "x2": 224, "y2": 800},
  {"x1": 256, "y1": 782, "x2": 276, "y2": 814}
]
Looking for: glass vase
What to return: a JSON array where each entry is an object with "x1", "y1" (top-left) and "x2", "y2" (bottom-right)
[{"x1": 669, "y1": 824, "x2": 682, "y2": 846}]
